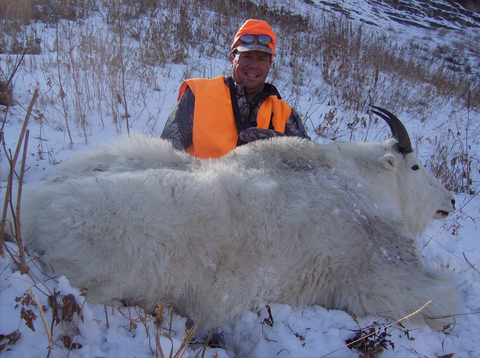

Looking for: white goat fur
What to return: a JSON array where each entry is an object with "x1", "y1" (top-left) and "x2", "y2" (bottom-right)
[{"x1": 21, "y1": 134, "x2": 459, "y2": 333}]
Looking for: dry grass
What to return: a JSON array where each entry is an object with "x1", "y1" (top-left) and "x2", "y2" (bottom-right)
[
  {"x1": 2, "y1": 0, "x2": 478, "y2": 110},
  {"x1": 1, "y1": 252, "x2": 196, "y2": 357},
  {"x1": 0, "y1": 0, "x2": 478, "y2": 192}
]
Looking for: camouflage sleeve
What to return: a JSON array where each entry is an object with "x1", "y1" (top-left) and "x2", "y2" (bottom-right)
[
  {"x1": 160, "y1": 87, "x2": 195, "y2": 151},
  {"x1": 285, "y1": 108, "x2": 311, "y2": 140}
]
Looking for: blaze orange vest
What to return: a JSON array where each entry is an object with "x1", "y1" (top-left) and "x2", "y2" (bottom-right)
[{"x1": 178, "y1": 76, "x2": 291, "y2": 159}]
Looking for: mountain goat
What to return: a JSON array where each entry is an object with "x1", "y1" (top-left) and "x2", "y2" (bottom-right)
[{"x1": 19, "y1": 107, "x2": 459, "y2": 334}]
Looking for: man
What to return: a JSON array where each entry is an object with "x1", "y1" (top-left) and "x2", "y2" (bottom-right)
[{"x1": 161, "y1": 19, "x2": 310, "y2": 159}]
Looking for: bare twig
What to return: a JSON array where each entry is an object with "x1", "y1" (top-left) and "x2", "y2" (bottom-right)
[
  {"x1": 5, "y1": 51, "x2": 27, "y2": 90},
  {"x1": 173, "y1": 325, "x2": 197, "y2": 358},
  {"x1": 14, "y1": 129, "x2": 30, "y2": 274},
  {"x1": 28, "y1": 286, "x2": 53, "y2": 357},
  {"x1": 1, "y1": 88, "x2": 39, "y2": 259},
  {"x1": 55, "y1": 22, "x2": 73, "y2": 145},
  {"x1": 103, "y1": 303, "x2": 156, "y2": 325},
  {"x1": 104, "y1": 304, "x2": 110, "y2": 329},
  {"x1": 463, "y1": 252, "x2": 480, "y2": 275}
]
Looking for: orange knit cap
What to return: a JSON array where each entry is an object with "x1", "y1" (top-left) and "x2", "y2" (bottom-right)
[{"x1": 231, "y1": 19, "x2": 276, "y2": 55}]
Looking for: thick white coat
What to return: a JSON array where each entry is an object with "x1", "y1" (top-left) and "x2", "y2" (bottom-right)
[{"x1": 20, "y1": 134, "x2": 459, "y2": 333}]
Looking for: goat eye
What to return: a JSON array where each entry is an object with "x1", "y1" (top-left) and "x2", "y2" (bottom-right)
[{"x1": 411, "y1": 164, "x2": 420, "y2": 171}]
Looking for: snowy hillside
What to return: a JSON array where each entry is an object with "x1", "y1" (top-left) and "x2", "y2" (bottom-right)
[
  {"x1": 1, "y1": 0, "x2": 479, "y2": 357},
  {"x1": 304, "y1": 0, "x2": 480, "y2": 76}
]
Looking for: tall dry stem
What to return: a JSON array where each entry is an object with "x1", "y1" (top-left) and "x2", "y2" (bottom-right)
[
  {"x1": 55, "y1": 21, "x2": 73, "y2": 145},
  {"x1": 28, "y1": 286, "x2": 53, "y2": 357},
  {"x1": 0, "y1": 88, "x2": 38, "y2": 269}
]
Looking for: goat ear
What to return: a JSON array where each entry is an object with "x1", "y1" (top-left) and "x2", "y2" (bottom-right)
[{"x1": 378, "y1": 153, "x2": 399, "y2": 172}]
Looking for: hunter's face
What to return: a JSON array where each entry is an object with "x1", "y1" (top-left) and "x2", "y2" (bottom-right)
[{"x1": 230, "y1": 51, "x2": 272, "y2": 101}]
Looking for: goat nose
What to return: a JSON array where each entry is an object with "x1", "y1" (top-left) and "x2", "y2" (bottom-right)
[{"x1": 451, "y1": 199, "x2": 456, "y2": 208}]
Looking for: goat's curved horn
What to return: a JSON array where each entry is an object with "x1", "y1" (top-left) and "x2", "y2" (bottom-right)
[{"x1": 370, "y1": 106, "x2": 413, "y2": 153}]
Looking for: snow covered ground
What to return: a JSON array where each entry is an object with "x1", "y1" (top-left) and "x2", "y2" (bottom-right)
[{"x1": 1, "y1": 0, "x2": 479, "y2": 357}]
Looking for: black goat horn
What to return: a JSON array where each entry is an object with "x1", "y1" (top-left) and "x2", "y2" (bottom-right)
[{"x1": 370, "y1": 105, "x2": 413, "y2": 153}]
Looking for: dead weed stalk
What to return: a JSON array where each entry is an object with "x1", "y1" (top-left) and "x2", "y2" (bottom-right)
[{"x1": 0, "y1": 88, "x2": 38, "y2": 267}]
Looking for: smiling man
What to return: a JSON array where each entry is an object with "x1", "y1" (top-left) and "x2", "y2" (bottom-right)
[{"x1": 161, "y1": 19, "x2": 310, "y2": 159}]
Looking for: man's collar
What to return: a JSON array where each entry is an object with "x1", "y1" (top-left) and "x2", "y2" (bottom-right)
[
  {"x1": 233, "y1": 81, "x2": 281, "y2": 99},
  {"x1": 224, "y1": 76, "x2": 282, "y2": 99},
  {"x1": 235, "y1": 82, "x2": 245, "y2": 96}
]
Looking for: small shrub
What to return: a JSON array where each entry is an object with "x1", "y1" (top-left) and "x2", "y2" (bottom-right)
[{"x1": 346, "y1": 321, "x2": 395, "y2": 357}]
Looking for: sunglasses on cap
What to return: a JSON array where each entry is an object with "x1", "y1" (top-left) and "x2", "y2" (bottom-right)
[{"x1": 235, "y1": 34, "x2": 273, "y2": 47}]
